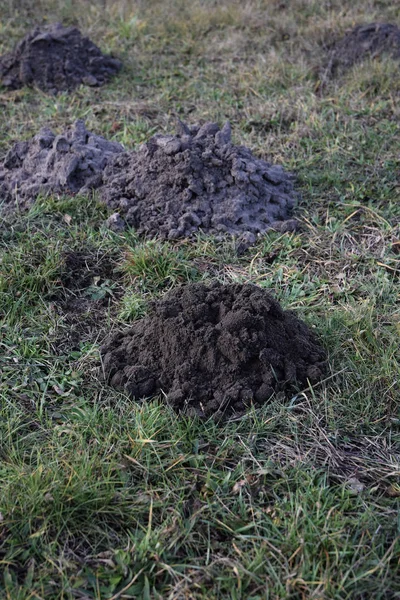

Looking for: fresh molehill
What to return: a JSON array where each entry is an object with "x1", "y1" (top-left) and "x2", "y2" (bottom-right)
[
  {"x1": 325, "y1": 22, "x2": 400, "y2": 76},
  {"x1": 101, "y1": 282, "x2": 327, "y2": 419},
  {"x1": 0, "y1": 120, "x2": 123, "y2": 213},
  {"x1": 101, "y1": 121, "x2": 298, "y2": 243},
  {"x1": 0, "y1": 22, "x2": 122, "y2": 93}
]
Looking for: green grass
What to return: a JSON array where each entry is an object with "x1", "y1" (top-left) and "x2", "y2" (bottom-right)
[
  {"x1": 122, "y1": 240, "x2": 199, "y2": 291},
  {"x1": 0, "y1": 0, "x2": 400, "y2": 598}
]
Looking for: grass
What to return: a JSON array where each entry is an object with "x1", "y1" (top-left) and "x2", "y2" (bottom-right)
[
  {"x1": 122, "y1": 240, "x2": 199, "y2": 291},
  {"x1": 0, "y1": 0, "x2": 400, "y2": 598}
]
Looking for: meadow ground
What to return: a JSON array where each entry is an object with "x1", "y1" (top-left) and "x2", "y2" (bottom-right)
[{"x1": 0, "y1": 0, "x2": 399, "y2": 598}]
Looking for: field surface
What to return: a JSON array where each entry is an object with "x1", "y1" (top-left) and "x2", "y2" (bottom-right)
[{"x1": 0, "y1": 1, "x2": 399, "y2": 598}]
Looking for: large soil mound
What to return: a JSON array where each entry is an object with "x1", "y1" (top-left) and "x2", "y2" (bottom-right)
[
  {"x1": 326, "y1": 23, "x2": 400, "y2": 77},
  {"x1": 0, "y1": 120, "x2": 123, "y2": 212},
  {"x1": 101, "y1": 282, "x2": 327, "y2": 419},
  {"x1": 0, "y1": 22, "x2": 122, "y2": 93},
  {"x1": 100, "y1": 121, "x2": 298, "y2": 243}
]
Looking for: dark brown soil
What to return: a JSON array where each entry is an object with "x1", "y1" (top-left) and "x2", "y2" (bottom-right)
[
  {"x1": 325, "y1": 23, "x2": 400, "y2": 77},
  {"x1": 0, "y1": 120, "x2": 123, "y2": 213},
  {"x1": 100, "y1": 121, "x2": 298, "y2": 244},
  {"x1": 0, "y1": 22, "x2": 122, "y2": 93},
  {"x1": 50, "y1": 249, "x2": 122, "y2": 355},
  {"x1": 101, "y1": 282, "x2": 327, "y2": 419},
  {"x1": 58, "y1": 250, "x2": 117, "y2": 293}
]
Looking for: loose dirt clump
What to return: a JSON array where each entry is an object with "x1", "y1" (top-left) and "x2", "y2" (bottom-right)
[
  {"x1": 100, "y1": 121, "x2": 298, "y2": 244},
  {"x1": 325, "y1": 23, "x2": 400, "y2": 77},
  {"x1": 0, "y1": 120, "x2": 123, "y2": 213},
  {"x1": 101, "y1": 282, "x2": 327, "y2": 419},
  {"x1": 0, "y1": 22, "x2": 122, "y2": 93}
]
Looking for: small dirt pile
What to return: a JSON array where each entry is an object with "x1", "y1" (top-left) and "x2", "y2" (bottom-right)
[
  {"x1": 0, "y1": 22, "x2": 122, "y2": 93},
  {"x1": 325, "y1": 23, "x2": 400, "y2": 77},
  {"x1": 0, "y1": 120, "x2": 123, "y2": 212},
  {"x1": 101, "y1": 282, "x2": 327, "y2": 419},
  {"x1": 101, "y1": 121, "x2": 298, "y2": 243}
]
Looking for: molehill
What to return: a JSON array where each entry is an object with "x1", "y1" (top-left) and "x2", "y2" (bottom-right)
[
  {"x1": 100, "y1": 121, "x2": 298, "y2": 243},
  {"x1": 325, "y1": 23, "x2": 400, "y2": 77},
  {"x1": 0, "y1": 120, "x2": 123, "y2": 212},
  {"x1": 0, "y1": 22, "x2": 122, "y2": 93},
  {"x1": 101, "y1": 282, "x2": 327, "y2": 419}
]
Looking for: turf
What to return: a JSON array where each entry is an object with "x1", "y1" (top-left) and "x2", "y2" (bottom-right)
[{"x1": 0, "y1": 1, "x2": 399, "y2": 598}]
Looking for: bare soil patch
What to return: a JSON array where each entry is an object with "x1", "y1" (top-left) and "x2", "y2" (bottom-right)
[
  {"x1": 50, "y1": 249, "x2": 122, "y2": 355},
  {"x1": 59, "y1": 249, "x2": 117, "y2": 293},
  {"x1": 101, "y1": 282, "x2": 327, "y2": 419},
  {"x1": 0, "y1": 22, "x2": 122, "y2": 93}
]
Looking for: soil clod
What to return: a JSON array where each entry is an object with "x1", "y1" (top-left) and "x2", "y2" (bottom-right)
[
  {"x1": 100, "y1": 121, "x2": 298, "y2": 241},
  {"x1": 101, "y1": 282, "x2": 327, "y2": 419},
  {"x1": 0, "y1": 22, "x2": 122, "y2": 93},
  {"x1": 0, "y1": 120, "x2": 123, "y2": 212}
]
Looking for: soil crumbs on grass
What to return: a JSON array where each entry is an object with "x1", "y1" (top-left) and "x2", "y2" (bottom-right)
[
  {"x1": 0, "y1": 22, "x2": 122, "y2": 93},
  {"x1": 101, "y1": 282, "x2": 327, "y2": 419}
]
